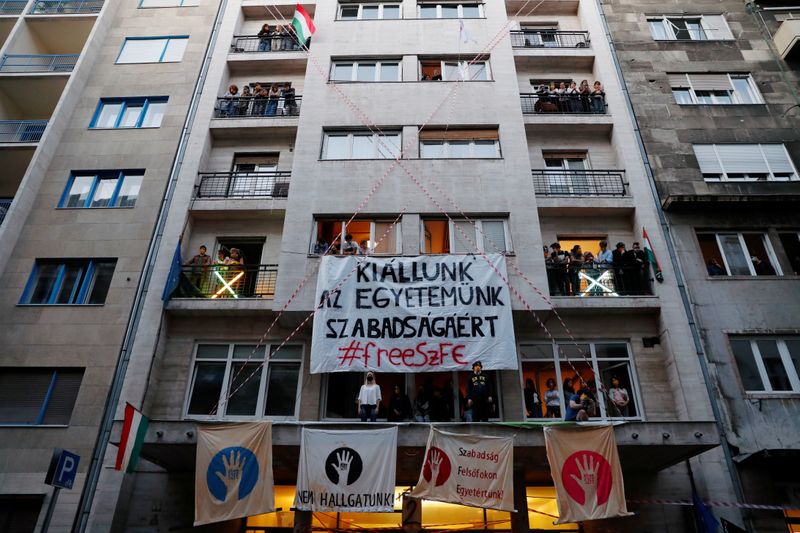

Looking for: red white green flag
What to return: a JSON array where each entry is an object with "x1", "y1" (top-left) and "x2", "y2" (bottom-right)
[
  {"x1": 642, "y1": 227, "x2": 664, "y2": 283},
  {"x1": 115, "y1": 403, "x2": 148, "y2": 473},
  {"x1": 292, "y1": 4, "x2": 316, "y2": 45}
]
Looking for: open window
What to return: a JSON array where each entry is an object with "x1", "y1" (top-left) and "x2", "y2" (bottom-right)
[{"x1": 422, "y1": 218, "x2": 511, "y2": 254}]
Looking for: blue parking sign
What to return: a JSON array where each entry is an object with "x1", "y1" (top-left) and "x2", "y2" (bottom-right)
[{"x1": 45, "y1": 448, "x2": 80, "y2": 490}]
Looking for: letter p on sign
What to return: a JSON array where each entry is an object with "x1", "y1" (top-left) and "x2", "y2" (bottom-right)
[{"x1": 45, "y1": 448, "x2": 81, "y2": 490}]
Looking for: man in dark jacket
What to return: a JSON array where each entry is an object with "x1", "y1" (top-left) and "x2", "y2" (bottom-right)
[{"x1": 466, "y1": 361, "x2": 493, "y2": 422}]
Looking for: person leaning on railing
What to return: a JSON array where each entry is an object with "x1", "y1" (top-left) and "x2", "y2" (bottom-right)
[
  {"x1": 222, "y1": 84, "x2": 238, "y2": 117},
  {"x1": 224, "y1": 248, "x2": 245, "y2": 296},
  {"x1": 257, "y1": 24, "x2": 271, "y2": 51}
]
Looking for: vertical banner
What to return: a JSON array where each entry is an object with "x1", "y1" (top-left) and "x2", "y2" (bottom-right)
[
  {"x1": 411, "y1": 427, "x2": 514, "y2": 511},
  {"x1": 294, "y1": 427, "x2": 398, "y2": 512},
  {"x1": 544, "y1": 425, "x2": 632, "y2": 523},
  {"x1": 195, "y1": 422, "x2": 275, "y2": 526},
  {"x1": 310, "y1": 254, "x2": 518, "y2": 373}
]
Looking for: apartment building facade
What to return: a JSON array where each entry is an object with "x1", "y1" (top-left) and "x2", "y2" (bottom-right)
[{"x1": 604, "y1": 0, "x2": 800, "y2": 530}]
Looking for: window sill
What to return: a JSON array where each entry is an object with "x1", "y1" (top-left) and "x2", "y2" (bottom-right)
[
  {"x1": 675, "y1": 103, "x2": 765, "y2": 106},
  {"x1": 319, "y1": 158, "x2": 402, "y2": 161},
  {"x1": 17, "y1": 303, "x2": 105, "y2": 307},
  {"x1": 327, "y1": 80, "x2": 495, "y2": 84},
  {"x1": 744, "y1": 392, "x2": 800, "y2": 399},
  {"x1": 89, "y1": 126, "x2": 161, "y2": 130},
  {"x1": 114, "y1": 61, "x2": 182, "y2": 65},
  {"x1": 413, "y1": 157, "x2": 503, "y2": 160},
  {"x1": 0, "y1": 424, "x2": 69, "y2": 428},
  {"x1": 56, "y1": 206, "x2": 136, "y2": 210},
  {"x1": 705, "y1": 275, "x2": 797, "y2": 280},
  {"x1": 653, "y1": 39, "x2": 735, "y2": 42},
  {"x1": 138, "y1": 5, "x2": 199, "y2": 8}
]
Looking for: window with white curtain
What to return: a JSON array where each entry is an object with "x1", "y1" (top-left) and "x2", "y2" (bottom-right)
[
  {"x1": 693, "y1": 144, "x2": 797, "y2": 181},
  {"x1": 647, "y1": 15, "x2": 733, "y2": 40},
  {"x1": 669, "y1": 74, "x2": 762, "y2": 104}
]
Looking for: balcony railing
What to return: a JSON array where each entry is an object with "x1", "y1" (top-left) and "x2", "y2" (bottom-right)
[
  {"x1": 0, "y1": 54, "x2": 79, "y2": 73},
  {"x1": 195, "y1": 171, "x2": 291, "y2": 199},
  {"x1": 532, "y1": 169, "x2": 626, "y2": 196},
  {"x1": 0, "y1": 198, "x2": 11, "y2": 226},
  {"x1": 510, "y1": 30, "x2": 590, "y2": 48},
  {"x1": 521, "y1": 93, "x2": 606, "y2": 114},
  {"x1": 29, "y1": 0, "x2": 103, "y2": 13},
  {"x1": 172, "y1": 264, "x2": 278, "y2": 299},
  {"x1": 0, "y1": 120, "x2": 47, "y2": 142},
  {"x1": 230, "y1": 34, "x2": 306, "y2": 53},
  {"x1": 0, "y1": 0, "x2": 26, "y2": 14},
  {"x1": 546, "y1": 265, "x2": 653, "y2": 297},
  {"x1": 214, "y1": 96, "x2": 302, "y2": 118}
]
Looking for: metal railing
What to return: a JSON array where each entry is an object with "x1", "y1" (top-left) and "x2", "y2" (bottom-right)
[
  {"x1": 29, "y1": 0, "x2": 103, "y2": 13},
  {"x1": 546, "y1": 265, "x2": 653, "y2": 297},
  {"x1": 172, "y1": 264, "x2": 278, "y2": 299},
  {"x1": 510, "y1": 30, "x2": 590, "y2": 48},
  {"x1": 195, "y1": 171, "x2": 291, "y2": 199},
  {"x1": 0, "y1": 120, "x2": 47, "y2": 142},
  {"x1": 520, "y1": 92, "x2": 606, "y2": 114},
  {"x1": 532, "y1": 169, "x2": 626, "y2": 196},
  {"x1": 214, "y1": 95, "x2": 302, "y2": 118},
  {"x1": 0, "y1": 198, "x2": 11, "y2": 226},
  {"x1": 230, "y1": 34, "x2": 307, "y2": 53},
  {"x1": 0, "y1": 0, "x2": 26, "y2": 14},
  {"x1": 0, "y1": 54, "x2": 79, "y2": 73}
]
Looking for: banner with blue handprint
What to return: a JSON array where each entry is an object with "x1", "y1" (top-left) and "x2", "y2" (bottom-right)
[
  {"x1": 294, "y1": 427, "x2": 397, "y2": 512},
  {"x1": 195, "y1": 422, "x2": 274, "y2": 526}
]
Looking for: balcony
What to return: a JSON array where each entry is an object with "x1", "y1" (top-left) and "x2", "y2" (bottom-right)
[
  {"x1": 0, "y1": 0, "x2": 25, "y2": 14},
  {"x1": 533, "y1": 169, "x2": 626, "y2": 197},
  {"x1": 546, "y1": 265, "x2": 653, "y2": 297},
  {"x1": 171, "y1": 264, "x2": 278, "y2": 300},
  {"x1": 0, "y1": 120, "x2": 46, "y2": 143},
  {"x1": 0, "y1": 197, "x2": 10, "y2": 225},
  {"x1": 0, "y1": 53, "x2": 78, "y2": 73},
  {"x1": 28, "y1": 0, "x2": 103, "y2": 14},
  {"x1": 773, "y1": 18, "x2": 800, "y2": 60},
  {"x1": 213, "y1": 96, "x2": 301, "y2": 119},
  {"x1": 230, "y1": 34, "x2": 306, "y2": 54},
  {"x1": 521, "y1": 92, "x2": 605, "y2": 115},
  {"x1": 195, "y1": 171, "x2": 290, "y2": 200},
  {"x1": 510, "y1": 30, "x2": 590, "y2": 48}
]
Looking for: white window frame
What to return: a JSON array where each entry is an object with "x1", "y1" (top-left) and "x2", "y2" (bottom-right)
[
  {"x1": 694, "y1": 144, "x2": 798, "y2": 181},
  {"x1": 732, "y1": 338, "x2": 800, "y2": 393},
  {"x1": 330, "y1": 59, "x2": 402, "y2": 82},
  {"x1": 322, "y1": 131, "x2": 402, "y2": 160},
  {"x1": 647, "y1": 14, "x2": 733, "y2": 41},
  {"x1": 419, "y1": 138, "x2": 500, "y2": 158},
  {"x1": 417, "y1": 3, "x2": 484, "y2": 18},
  {"x1": 421, "y1": 218, "x2": 512, "y2": 253},
  {"x1": 312, "y1": 219, "x2": 403, "y2": 255},
  {"x1": 138, "y1": 0, "x2": 198, "y2": 7},
  {"x1": 116, "y1": 36, "x2": 189, "y2": 64},
  {"x1": 419, "y1": 59, "x2": 491, "y2": 81},
  {"x1": 670, "y1": 74, "x2": 763, "y2": 105},
  {"x1": 519, "y1": 340, "x2": 644, "y2": 420},
  {"x1": 337, "y1": 3, "x2": 401, "y2": 20},
  {"x1": 183, "y1": 343, "x2": 304, "y2": 421},
  {"x1": 703, "y1": 232, "x2": 783, "y2": 276}
]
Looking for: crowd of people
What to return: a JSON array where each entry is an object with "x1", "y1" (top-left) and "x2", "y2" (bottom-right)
[
  {"x1": 526, "y1": 375, "x2": 631, "y2": 421},
  {"x1": 252, "y1": 23, "x2": 303, "y2": 52},
  {"x1": 706, "y1": 255, "x2": 776, "y2": 276},
  {"x1": 532, "y1": 80, "x2": 606, "y2": 113},
  {"x1": 545, "y1": 239, "x2": 650, "y2": 296},
  {"x1": 219, "y1": 81, "x2": 298, "y2": 117},
  {"x1": 313, "y1": 233, "x2": 371, "y2": 255}
]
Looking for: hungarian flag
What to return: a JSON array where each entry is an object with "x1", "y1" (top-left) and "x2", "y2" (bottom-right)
[
  {"x1": 115, "y1": 403, "x2": 148, "y2": 473},
  {"x1": 292, "y1": 4, "x2": 316, "y2": 46},
  {"x1": 642, "y1": 227, "x2": 663, "y2": 283}
]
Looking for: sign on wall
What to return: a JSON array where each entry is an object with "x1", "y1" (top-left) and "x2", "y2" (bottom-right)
[{"x1": 310, "y1": 254, "x2": 518, "y2": 373}]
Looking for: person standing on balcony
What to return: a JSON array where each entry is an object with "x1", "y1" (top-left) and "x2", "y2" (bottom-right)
[
  {"x1": 579, "y1": 79, "x2": 591, "y2": 112},
  {"x1": 567, "y1": 81, "x2": 580, "y2": 112},
  {"x1": 281, "y1": 82, "x2": 296, "y2": 116},
  {"x1": 591, "y1": 81, "x2": 605, "y2": 113},
  {"x1": 188, "y1": 245, "x2": 212, "y2": 293},
  {"x1": 252, "y1": 84, "x2": 267, "y2": 116},
  {"x1": 622, "y1": 243, "x2": 644, "y2": 294},
  {"x1": 612, "y1": 241, "x2": 627, "y2": 294},
  {"x1": 556, "y1": 81, "x2": 568, "y2": 112},
  {"x1": 272, "y1": 25, "x2": 284, "y2": 50},
  {"x1": 466, "y1": 361, "x2": 493, "y2": 422},
  {"x1": 549, "y1": 242, "x2": 568, "y2": 295},
  {"x1": 596, "y1": 240, "x2": 613, "y2": 265},
  {"x1": 356, "y1": 372, "x2": 381, "y2": 422},
  {"x1": 266, "y1": 84, "x2": 281, "y2": 116},
  {"x1": 237, "y1": 85, "x2": 252, "y2": 116},
  {"x1": 257, "y1": 24, "x2": 272, "y2": 52},
  {"x1": 222, "y1": 84, "x2": 238, "y2": 117},
  {"x1": 225, "y1": 247, "x2": 245, "y2": 296},
  {"x1": 281, "y1": 24, "x2": 295, "y2": 51},
  {"x1": 544, "y1": 378, "x2": 560, "y2": 418},
  {"x1": 568, "y1": 245, "x2": 583, "y2": 295}
]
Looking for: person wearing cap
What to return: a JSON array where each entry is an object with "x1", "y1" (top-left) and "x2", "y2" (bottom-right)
[{"x1": 466, "y1": 361, "x2": 493, "y2": 422}]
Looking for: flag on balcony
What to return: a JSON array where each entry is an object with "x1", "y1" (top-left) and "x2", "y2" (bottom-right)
[
  {"x1": 642, "y1": 227, "x2": 664, "y2": 283},
  {"x1": 115, "y1": 403, "x2": 148, "y2": 473},
  {"x1": 292, "y1": 4, "x2": 316, "y2": 46},
  {"x1": 161, "y1": 241, "x2": 182, "y2": 302}
]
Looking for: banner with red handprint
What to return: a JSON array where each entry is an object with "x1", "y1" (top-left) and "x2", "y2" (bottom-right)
[
  {"x1": 293, "y1": 427, "x2": 398, "y2": 512},
  {"x1": 410, "y1": 427, "x2": 514, "y2": 511},
  {"x1": 544, "y1": 425, "x2": 632, "y2": 523},
  {"x1": 195, "y1": 421, "x2": 274, "y2": 526}
]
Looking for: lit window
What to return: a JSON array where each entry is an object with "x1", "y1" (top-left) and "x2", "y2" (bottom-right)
[
  {"x1": 116, "y1": 36, "x2": 188, "y2": 63},
  {"x1": 697, "y1": 232, "x2": 782, "y2": 276},
  {"x1": 419, "y1": 129, "x2": 500, "y2": 158},
  {"x1": 330, "y1": 59, "x2": 402, "y2": 82},
  {"x1": 337, "y1": 3, "x2": 401, "y2": 20},
  {"x1": 693, "y1": 144, "x2": 797, "y2": 181},
  {"x1": 422, "y1": 218, "x2": 511, "y2": 254},
  {"x1": 90, "y1": 97, "x2": 168, "y2": 129},
  {"x1": 647, "y1": 15, "x2": 733, "y2": 40},
  {"x1": 311, "y1": 218, "x2": 402, "y2": 254},
  {"x1": 20, "y1": 259, "x2": 117, "y2": 305},
  {"x1": 322, "y1": 131, "x2": 401, "y2": 159},
  {"x1": 731, "y1": 338, "x2": 800, "y2": 393},
  {"x1": 419, "y1": 59, "x2": 490, "y2": 80},
  {"x1": 0, "y1": 368, "x2": 83, "y2": 425},
  {"x1": 59, "y1": 171, "x2": 143, "y2": 208},
  {"x1": 186, "y1": 343, "x2": 303, "y2": 419},
  {"x1": 669, "y1": 74, "x2": 762, "y2": 105},
  {"x1": 418, "y1": 3, "x2": 484, "y2": 18}
]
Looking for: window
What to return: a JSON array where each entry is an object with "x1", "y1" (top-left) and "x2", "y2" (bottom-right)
[
  {"x1": 0, "y1": 496, "x2": 45, "y2": 533},
  {"x1": 419, "y1": 129, "x2": 500, "y2": 158},
  {"x1": 330, "y1": 59, "x2": 401, "y2": 82},
  {"x1": 185, "y1": 344, "x2": 303, "y2": 419},
  {"x1": 419, "y1": 59, "x2": 490, "y2": 80},
  {"x1": 778, "y1": 232, "x2": 800, "y2": 275},
  {"x1": 90, "y1": 97, "x2": 168, "y2": 129},
  {"x1": 20, "y1": 259, "x2": 117, "y2": 305},
  {"x1": 647, "y1": 15, "x2": 733, "y2": 40},
  {"x1": 418, "y1": 3, "x2": 483, "y2": 18},
  {"x1": 422, "y1": 218, "x2": 511, "y2": 254},
  {"x1": 731, "y1": 338, "x2": 800, "y2": 393},
  {"x1": 669, "y1": 74, "x2": 762, "y2": 105},
  {"x1": 139, "y1": 0, "x2": 198, "y2": 6},
  {"x1": 520, "y1": 341, "x2": 640, "y2": 419},
  {"x1": 697, "y1": 232, "x2": 782, "y2": 276},
  {"x1": 322, "y1": 131, "x2": 401, "y2": 159},
  {"x1": 338, "y1": 3, "x2": 401, "y2": 19},
  {"x1": 693, "y1": 144, "x2": 797, "y2": 181},
  {"x1": 0, "y1": 368, "x2": 83, "y2": 425},
  {"x1": 116, "y1": 36, "x2": 188, "y2": 63},
  {"x1": 58, "y1": 170, "x2": 143, "y2": 208},
  {"x1": 312, "y1": 218, "x2": 402, "y2": 254}
]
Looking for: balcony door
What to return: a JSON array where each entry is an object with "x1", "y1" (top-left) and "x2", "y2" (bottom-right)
[
  {"x1": 216, "y1": 237, "x2": 266, "y2": 297},
  {"x1": 544, "y1": 152, "x2": 590, "y2": 195},
  {"x1": 231, "y1": 153, "x2": 278, "y2": 197}
]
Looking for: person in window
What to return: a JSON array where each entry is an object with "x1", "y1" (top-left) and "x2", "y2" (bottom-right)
[
  {"x1": 567, "y1": 81, "x2": 580, "y2": 112},
  {"x1": 356, "y1": 372, "x2": 381, "y2": 422},
  {"x1": 565, "y1": 387, "x2": 595, "y2": 421},
  {"x1": 313, "y1": 237, "x2": 329, "y2": 255},
  {"x1": 544, "y1": 378, "x2": 560, "y2": 418},
  {"x1": 257, "y1": 24, "x2": 272, "y2": 51},
  {"x1": 271, "y1": 25, "x2": 284, "y2": 51},
  {"x1": 358, "y1": 239, "x2": 370, "y2": 255},
  {"x1": 579, "y1": 79, "x2": 591, "y2": 112},
  {"x1": 413, "y1": 386, "x2": 431, "y2": 422},
  {"x1": 387, "y1": 385, "x2": 411, "y2": 422},
  {"x1": 612, "y1": 242, "x2": 627, "y2": 294},
  {"x1": 225, "y1": 247, "x2": 245, "y2": 296},
  {"x1": 562, "y1": 377, "x2": 574, "y2": 406},
  {"x1": 188, "y1": 245, "x2": 212, "y2": 293},
  {"x1": 707, "y1": 258, "x2": 725, "y2": 276},
  {"x1": 266, "y1": 84, "x2": 281, "y2": 116},
  {"x1": 608, "y1": 376, "x2": 630, "y2": 417},
  {"x1": 252, "y1": 83, "x2": 267, "y2": 116},
  {"x1": 591, "y1": 81, "x2": 605, "y2": 113},
  {"x1": 568, "y1": 245, "x2": 583, "y2": 296},
  {"x1": 222, "y1": 84, "x2": 238, "y2": 116},
  {"x1": 524, "y1": 378, "x2": 542, "y2": 418},
  {"x1": 752, "y1": 255, "x2": 776, "y2": 275},
  {"x1": 466, "y1": 361, "x2": 493, "y2": 422},
  {"x1": 281, "y1": 82, "x2": 297, "y2": 116},
  {"x1": 596, "y1": 239, "x2": 613, "y2": 266},
  {"x1": 341, "y1": 233, "x2": 360, "y2": 255},
  {"x1": 431, "y1": 69, "x2": 442, "y2": 81}
]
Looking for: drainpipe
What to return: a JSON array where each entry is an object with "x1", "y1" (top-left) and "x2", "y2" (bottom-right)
[
  {"x1": 592, "y1": 0, "x2": 751, "y2": 530},
  {"x1": 72, "y1": 0, "x2": 228, "y2": 529}
]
